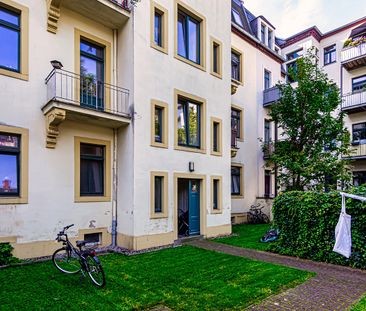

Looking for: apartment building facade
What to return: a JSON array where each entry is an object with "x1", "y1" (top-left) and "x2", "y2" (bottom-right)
[
  {"x1": 278, "y1": 17, "x2": 366, "y2": 186},
  {"x1": 0, "y1": 0, "x2": 232, "y2": 259}
]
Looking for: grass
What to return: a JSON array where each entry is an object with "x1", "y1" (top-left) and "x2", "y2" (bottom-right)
[
  {"x1": 0, "y1": 245, "x2": 313, "y2": 310},
  {"x1": 352, "y1": 294, "x2": 366, "y2": 311},
  {"x1": 214, "y1": 224, "x2": 273, "y2": 251}
]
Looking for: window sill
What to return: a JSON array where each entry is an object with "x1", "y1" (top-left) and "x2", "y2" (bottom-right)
[
  {"x1": 150, "y1": 213, "x2": 168, "y2": 219},
  {"x1": 231, "y1": 194, "x2": 244, "y2": 199},
  {"x1": 0, "y1": 197, "x2": 28, "y2": 205},
  {"x1": 174, "y1": 53, "x2": 206, "y2": 72},
  {"x1": 210, "y1": 71, "x2": 222, "y2": 79},
  {"x1": 175, "y1": 144, "x2": 206, "y2": 154},
  {"x1": 0, "y1": 68, "x2": 28, "y2": 81},
  {"x1": 151, "y1": 43, "x2": 168, "y2": 55},
  {"x1": 151, "y1": 141, "x2": 168, "y2": 149},
  {"x1": 211, "y1": 209, "x2": 223, "y2": 214},
  {"x1": 231, "y1": 78, "x2": 243, "y2": 86},
  {"x1": 211, "y1": 150, "x2": 222, "y2": 157},
  {"x1": 75, "y1": 196, "x2": 111, "y2": 203}
]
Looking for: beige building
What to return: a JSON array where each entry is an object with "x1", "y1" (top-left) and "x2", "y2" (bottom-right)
[
  {"x1": 0, "y1": 0, "x2": 231, "y2": 259},
  {"x1": 1, "y1": 0, "x2": 365, "y2": 259}
]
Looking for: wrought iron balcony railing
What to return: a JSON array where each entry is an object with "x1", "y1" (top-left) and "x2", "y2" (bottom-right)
[
  {"x1": 45, "y1": 69, "x2": 130, "y2": 117},
  {"x1": 109, "y1": 0, "x2": 129, "y2": 9},
  {"x1": 263, "y1": 141, "x2": 275, "y2": 159},
  {"x1": 263, "y1": 86, "x2": 281, "y2": 107},
  {"x1": 341, "y1": 90, "x2": 366, "y2": 113}
]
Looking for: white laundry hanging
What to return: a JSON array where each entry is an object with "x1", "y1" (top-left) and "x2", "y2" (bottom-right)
[{"x1": 333, "y1": 194, "x2": 352, "y2": 258}]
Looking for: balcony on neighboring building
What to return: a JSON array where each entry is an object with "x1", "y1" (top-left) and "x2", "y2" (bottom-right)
[
  {"x1": 47, "y1": 0, "x2": 130, "y2": 33},
  {"x1": 344, "y1": 143, "x2": 366, "y2": 160},
  {"x1": 263, "y1": 141, "x2": 274, "y2": 159},
  {"x1": 231, "y1": 128, "x2": 239, "y2": 157},
  {"x1": 42, "y1": 68, "x2": 130, "y2": 148},
  {"x1": 341, "y1": 42, "x2": 366, "y2": 71},
  {"x1": 341, "y1": 90, "x2": 366, "y2": 113},
  {"x1": 263, "y1": 86, "x2": 281, "y2": 107}
]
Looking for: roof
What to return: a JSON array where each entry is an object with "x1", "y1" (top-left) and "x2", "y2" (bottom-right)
[{"x1": 350, "y1": 21, "x2": 366, "y2": 38}]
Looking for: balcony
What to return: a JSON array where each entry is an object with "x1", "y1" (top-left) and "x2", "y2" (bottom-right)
[
  {"x1": 341, "y1": 42, "x2": 366, "y2": 71},
  {"x1": 341, "y1": 91, "x2": 366, "y2": 113},
  {"x1": 231, "y1": 129, "x2": 239, "y2": 158},
  {"x1": 263, "y1": 86, "x2": 281, "y2": 107},
  {"x1": 344, "y1": 143, "x2": 366, "y2": 160},
  {"x1": 47, "y1": 0, "x2": 130, "y2": 33},
  {"x1": 42, "y1": 68, "x2": 130, "y2": 148},
  {"x1": 263, "y1": 142, "x2": 274, "y2": 159}
]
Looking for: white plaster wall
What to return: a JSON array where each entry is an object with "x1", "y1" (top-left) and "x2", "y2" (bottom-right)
[
  {"x1": 231, "y1": 32, "x2": 282, "y2": 214},
  {"x1": 131, "y1": 0, "x2": 232, "y2": 237},
  {"x1": 0, "y1": 1, "x2": 120, "y2": 243}
]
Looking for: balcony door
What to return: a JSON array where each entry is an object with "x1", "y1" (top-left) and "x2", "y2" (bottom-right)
[{"x1": 80, "y1": 40, "x2": 105, "y2": 111}]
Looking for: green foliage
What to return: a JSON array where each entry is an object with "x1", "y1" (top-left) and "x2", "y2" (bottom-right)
[
  {"x1": 0, "y1": 243, "x2": 19, "y2": 266},
  {"x1": 352, "y1": 294, "x2": 366, "y2": 311},
  {"x1": 214, "y1": 224, "x2": 273, "y2": 251},
  {"x1": 0, "y1": 246, "x2": 312, "y2": 310},
  {"x1": 271, "y1": 188, "x2": 366, "y2": 268},
  {"x1": 267, "y1": 49, "x2": 351, "y2": 191}
]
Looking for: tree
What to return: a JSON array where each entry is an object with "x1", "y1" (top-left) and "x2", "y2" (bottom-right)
[{"x1": 265, "y1": 50, "x2": 351, "y2": 191}]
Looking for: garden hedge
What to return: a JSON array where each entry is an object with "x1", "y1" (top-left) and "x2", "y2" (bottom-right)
[{"x1": 271, "y1": 188, "x2": 366, "y2": 268}]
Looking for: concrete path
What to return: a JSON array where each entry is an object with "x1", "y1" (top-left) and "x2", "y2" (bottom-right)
[{"x1": 188, "y1": 240, "x2": 366, "y2": 311}]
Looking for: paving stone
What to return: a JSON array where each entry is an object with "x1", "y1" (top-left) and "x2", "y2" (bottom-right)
[{"x1": 188, "y1": 240, "x2": 366, "y2": 311}]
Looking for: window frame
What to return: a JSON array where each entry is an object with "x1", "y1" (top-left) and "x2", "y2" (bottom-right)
[
  {"x1": 324, "y1": 44, "x2": 336, "y2": 66},
  {"x1": 352, "y1": 75, "x2": 366, "y2": 93},
  {"x1": 352, "y1": 122, "x2": 366, "y2": 144},
  {"x1": 74, "y1": 29, "x2": 111, "y2": 111},
  {"x1": 211, "y1": 176, "x2": 222, "y2": 214},
  {"x1": 174, "y1": 89, "x2": 206, "y2": 154},
  {"x1": 231, "y1": 105, "x2": 244, "y2": 141},
  {"x1": 264, "y1": 169, "x2": 272, "y2": 198},
  {"x1": 174, "y1": 0, "x2": 206, "y2": 71},
  {"x1": 260, "y1": 23, "x2": 266, "y2": 44},
  {"x1": 74, "y1": 137, "x2": 111, "y2": 202},
  {"x1": 150, "y1": 1, "x2": 168, "y2": 54},
  {"x1": 231, "y1": 47, "x2": 243, "y2": 85},
  {"x1": 0, "y1": 0, "x2": 28, "y2": 80},
  {"x1": 231, "y1": 163, "x2": 244, "y2": 198},
  {"x1": 210, "y1": 117, "x2": 222, "y2": 156},
  {"x1": 264, "y1": 69, "x2": 271, "y2": 90},
  {"x1": 0, "y1": 125, "x2": 28, "y2": 205},
  {"x1": 150, "y1": 171, "x2": 168, "y2": 218},
  {"x1": 151, "y1": 100, "x2": 169, "y2": 148},
  {"x1": 210, "y1": 37, "x2": 222, "y2": 79}
]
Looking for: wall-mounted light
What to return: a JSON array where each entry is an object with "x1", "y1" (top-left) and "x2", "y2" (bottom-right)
[
  {"x1": 50, "y1": 60, "x2": 63, "y2": 69},
  {"x1": 189, "y1": 161, "x2": 195, "y2": 172}
]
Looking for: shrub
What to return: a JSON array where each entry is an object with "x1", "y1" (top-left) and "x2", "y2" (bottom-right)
[
  {"x1": 0, "y1": 243, "x2": 19, "y2": 266},
  {"x1": 271, "y1": 187, "x2": 366, "y2": 268}
]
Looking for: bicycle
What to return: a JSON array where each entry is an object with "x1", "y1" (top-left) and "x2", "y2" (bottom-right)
[
  {"x1": 247, "y1": 203, "x2": 270, "y2": 224},
  {"x1": 52, "y1": 224, "x2": 106, "y2": 287}
]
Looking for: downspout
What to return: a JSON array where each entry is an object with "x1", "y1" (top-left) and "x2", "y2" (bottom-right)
[
  {"x1": 274, "y1": 121, "x2": 278, "y2": 197},
  {"x1": 111, "y1": 29, "x2": 118, "y2": 248}
]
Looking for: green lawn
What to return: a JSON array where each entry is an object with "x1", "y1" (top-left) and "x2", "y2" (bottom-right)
[
  {"x1": 352, "y1": 295, "x2": 366, "y2": 311},
  {"x1": 214, "y1": 224, "x2": 273, "y2": 251},
  {"x1": 0, "y1": 245, "x2": 312, "y2": 310}
]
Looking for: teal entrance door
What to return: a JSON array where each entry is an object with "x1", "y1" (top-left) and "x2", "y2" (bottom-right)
[{"x1": 188, "y1": 180, "x2": 200, "y2": 236}]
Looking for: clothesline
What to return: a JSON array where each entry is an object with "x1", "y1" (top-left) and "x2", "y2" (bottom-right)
[{"x1": 339, "y1": 192, "x2": 366, "y2": 202}]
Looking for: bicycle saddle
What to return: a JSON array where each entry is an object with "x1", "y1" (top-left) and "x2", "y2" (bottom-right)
[{"x1": 76, "y1": 240, "x2": 87, "y2": 247}]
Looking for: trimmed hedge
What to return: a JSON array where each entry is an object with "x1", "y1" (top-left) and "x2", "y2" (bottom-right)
[{"x1": 271, "y1": 188, "x2": 366, "y2": 268}]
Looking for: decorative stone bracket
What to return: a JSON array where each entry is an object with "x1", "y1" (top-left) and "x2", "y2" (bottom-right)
[
  {"x1": 46, "y1": 0, "x2": 62, "y2": 34},
  {"x1": 45, "y1": 108, "x2": 66, "y2": 148},
  {"x1": 231, "y1": 83, "x2": 238, "y2": 95},
  {"x1": 231, "y1": 147, "x2": 239, "y2": 158}
]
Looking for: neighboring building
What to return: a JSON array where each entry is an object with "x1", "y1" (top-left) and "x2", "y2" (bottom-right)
[
  {"x1": 230, "y1": 0, "x2": 284, "y2": 223},
  {"x1": 0, "y1": 0, "x2": 231, "y2": 259},
  {"x1": 278, "y1": 17, "x2": 366, "y2": 187}
]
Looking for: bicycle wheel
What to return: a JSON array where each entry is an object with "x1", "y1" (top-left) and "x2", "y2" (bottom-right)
[
  {"x1": 52, "y1": 248, "x2": 81, "y2": 274},
  {"x1": 85, "y1": 255, "x2": 105, "y2": 287},
  {"x1": 261, "y1": 214, "x2": 270, "y2": 224}
]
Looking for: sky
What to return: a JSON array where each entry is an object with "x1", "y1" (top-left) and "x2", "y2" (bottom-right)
[{"x1": 244, "y1": 0, "x2": 366, "y2": 38}]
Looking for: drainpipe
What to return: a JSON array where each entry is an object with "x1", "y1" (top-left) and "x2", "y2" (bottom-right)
[
  {"x1": 274, "y1": 121, "x2": 278, "y2": 197},
  {"x1": 111, "y1": 29, "x2": 118, "y2": 248}
]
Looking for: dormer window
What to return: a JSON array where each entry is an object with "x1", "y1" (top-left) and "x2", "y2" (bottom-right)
[
  {"x1": 261, "y1": 24, "x2": 266, "y2": 44},
  {"x1": 232, "y1": 9, "x2": 243, "y2": 28},
  {"x1": 268, "y1": 29, "x2": 273, "y2": 48}
]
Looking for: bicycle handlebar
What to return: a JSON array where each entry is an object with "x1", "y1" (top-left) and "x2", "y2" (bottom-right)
[{"x1": 63, "y1": 224, "x2": 74, "y2": 231}]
